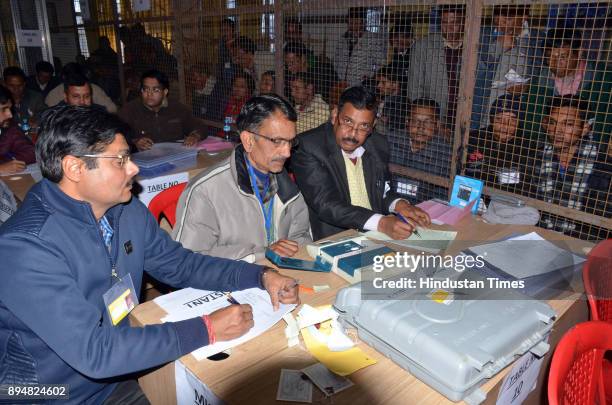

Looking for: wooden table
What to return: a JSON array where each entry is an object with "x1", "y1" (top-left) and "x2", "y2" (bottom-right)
[
  {"x1": 0, "y1": 149, "x2": 232, "y2": 203},
  {"x1": 131, "y1": 217, "x2": 592, "y2": 405}
]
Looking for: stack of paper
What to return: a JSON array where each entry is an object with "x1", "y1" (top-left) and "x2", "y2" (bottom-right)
[
  {"x1": 416, "y1": 199, "x2": 474, "y2": 225},
  {"x1": 154, "y1": 287, "x2": 295, "y2": 360},
  {"x1": 197, "y1": 137, "x2": 234, "y2": 153},
  {"x1": 364, "y1": 228, "x2": 457, "y2": 253}
]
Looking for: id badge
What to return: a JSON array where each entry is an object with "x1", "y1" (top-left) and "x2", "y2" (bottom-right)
[
  {"x1": 497, "y1": 168, "x2": 520, "y2": 184},
  {"x1": 103, "y1": 273, "x2": 139, "y2": 326}
]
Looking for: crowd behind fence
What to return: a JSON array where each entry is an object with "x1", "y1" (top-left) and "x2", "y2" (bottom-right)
[{"x1": 2, "y1": 0, "x2": 611, "y2": 240}]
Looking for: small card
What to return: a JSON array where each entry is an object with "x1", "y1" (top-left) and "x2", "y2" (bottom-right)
[
  {"x1": 102, "y1": 273, "x2": 138, "y2": 326},
  {"x1": 301, "y1": 363, "x2": 354, "y2": 397},
  {"x1": 276, "y1": 369, "x2": 313, "y2": 403}
]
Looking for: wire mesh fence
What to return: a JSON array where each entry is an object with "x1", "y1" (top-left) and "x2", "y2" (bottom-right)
[{"x1": 1, "y1": 0, "x2": 610, "y2": 240}]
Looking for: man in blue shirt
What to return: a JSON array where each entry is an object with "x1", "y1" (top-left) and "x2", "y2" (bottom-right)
[{"x1": 0, "y1": 105, "x2": 299, "y2": 404}]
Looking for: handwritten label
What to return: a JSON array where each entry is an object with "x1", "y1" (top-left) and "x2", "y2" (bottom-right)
[
  {"x1": 16, "y1": 30, "x2": 43, "y2": 47},
  {"x1": 496, "y1": 351, "x2": 543, "y2": 405}
]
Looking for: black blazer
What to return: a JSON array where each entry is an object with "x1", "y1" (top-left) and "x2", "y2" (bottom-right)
[{"x1": 291, "y1": 122, "x2": 399, "y2": 240}]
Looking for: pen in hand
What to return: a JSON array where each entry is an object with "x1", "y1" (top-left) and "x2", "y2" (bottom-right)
[{"x1": 395, "y1": 213, "x2": 422, "y2": 238}]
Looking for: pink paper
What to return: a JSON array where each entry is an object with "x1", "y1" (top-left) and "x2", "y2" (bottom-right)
[
  {"x1": 416, "y1": 200, "x2": 474, "y2": 226},
  {"x1": 197, "y1": 137, "x2": 234, "y2": 152}
]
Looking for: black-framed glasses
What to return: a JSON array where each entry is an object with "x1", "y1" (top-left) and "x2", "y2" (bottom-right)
[
  {"x1": 76, "y1": 154, "x2": 132, "y2": 168},
  {"x1": 249, "y1": 131, "x2": 299, "y2": 148},
  {"x1": 336, "y1": 115, "x2": 373, "y2": 135},
  {"x1": 140, "y1": 86, "x2": 163, "y2": 94}
]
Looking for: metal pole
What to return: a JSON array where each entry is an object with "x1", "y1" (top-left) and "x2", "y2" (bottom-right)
[
  {"x1": 274, "y1": 0, "x2": 284, "y2": 96},
  {"x1": 449, "y1": 0, "x2": 483, "y2": 198},
  {"x1": 112, "y1": 1, "x2": 127, "y2": 106}
]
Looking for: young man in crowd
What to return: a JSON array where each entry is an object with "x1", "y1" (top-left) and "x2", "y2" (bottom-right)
[
  {"x1": 536, "y1": 96, "x2": 609, "y2": 233},
  {"x1": 289, "y1": 72, "x2": 329, "y2": 134},
  {"x1": 119, "y1": 69, "x2": 206, "y2": 150},
  {"x1": 466, "y1": 94, "x2": 538, "y2": 195}
]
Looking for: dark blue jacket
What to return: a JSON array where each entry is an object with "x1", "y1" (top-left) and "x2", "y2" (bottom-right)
[{"x1": 0, "y1": 179, "x2": 263, "y2": 404}]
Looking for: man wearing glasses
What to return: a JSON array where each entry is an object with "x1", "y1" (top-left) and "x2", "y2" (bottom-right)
[
  {"x1": 292, "y1": 86, "x2": 430, "y2": 240},
  {"x1": 174, "y1": 94, "x2": 312, "y2": 261},
  {"x1": 0, "y1": 105, "x2": 299, "y2": 404},
  {"x1": 119, "y1": 69, "x2": 206, "y2": 151}
]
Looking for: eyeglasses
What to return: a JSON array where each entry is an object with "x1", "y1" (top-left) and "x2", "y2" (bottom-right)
[
  {"x1": 77, "y1": 154, "x2": 132, "y2": 168},
  {"x1": 249, "y1": 131, "x2": 299, "y2": 148},
  {"x1": 141, "y1": 86, "x2": 163, "y2": 94},
  {"x1": 337, "y1": 116, "x2": 373, "y2": 135}
]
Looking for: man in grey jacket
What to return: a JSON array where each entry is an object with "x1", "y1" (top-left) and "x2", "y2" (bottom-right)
[
  {"x1": 174, "y1": 94, "x2": 312, "y2": 261},
  {"x1": 406, "y1": 5, "x2": 465, "y2": 129}
]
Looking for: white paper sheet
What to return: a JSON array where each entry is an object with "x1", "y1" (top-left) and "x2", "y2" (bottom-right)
[
  {"x1": 469, "y1": 232, "x2": 585, "y2": 279},
  {"x1": 156, "y1": 288, "x2": 295, "y2": 360},
  {"x1": 364, "y1": 228, "x2": 457, "y2": 253}
]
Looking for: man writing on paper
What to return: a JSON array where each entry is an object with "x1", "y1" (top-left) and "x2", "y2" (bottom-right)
[
  {"x1": 174, "y1": 94, "x2": 312, "y2": 261},
  {"x1": 0, "y1": 105, "x2": 299, "y2": 404},
  {"x1": 292, "y1": 86, "x2": 430, "y2": 240}
]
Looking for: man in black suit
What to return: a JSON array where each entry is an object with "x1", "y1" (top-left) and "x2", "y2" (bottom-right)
[{"x1": 292, "y1": 86, "x2": 430, "y2": 240}]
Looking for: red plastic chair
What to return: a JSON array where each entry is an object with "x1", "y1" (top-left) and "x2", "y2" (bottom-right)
[
  {"x1": 147, "y1": 182, "x2": 187, "y2": 227},
  {"x1": 548, "y1": 321, "x2": 612, "y2": 405},
  {"x1": 582, "y1": 239, "x2": 612, "y2": 322}
]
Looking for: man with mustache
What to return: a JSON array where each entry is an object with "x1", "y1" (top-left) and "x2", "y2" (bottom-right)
[
  {"x1": 174, "y1": 94, "x2": 312, "y2": 260},
  {"x1": 0, "y1": 105, "x2": 299, "y2": 404},
  {"x1": 292, "y1": 86, "x2": 430, "y2": 240}
]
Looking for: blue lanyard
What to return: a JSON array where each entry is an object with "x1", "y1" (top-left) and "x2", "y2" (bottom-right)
[{"x1": 245, "y1": 157, "x2": 274, "y2": 244}]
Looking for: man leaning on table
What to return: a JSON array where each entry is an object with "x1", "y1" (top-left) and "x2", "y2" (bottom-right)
[
  {"x1": 118, "y1": 69, "x2": 206, "y2": 151},
  {"x1": 292, "y1": 86, "x2": 431, "y2": 240},
  {"x1": 0, "y1": 105, "x2": 299, "y2": 404},
  {"x1": 174, "y1": 93, "x2": 312, "y2": 261}
]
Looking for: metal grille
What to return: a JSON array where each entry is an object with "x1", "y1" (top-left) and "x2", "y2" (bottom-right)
[{"x1": 2, "y1": 0, "x2": 609, "y2": 240}]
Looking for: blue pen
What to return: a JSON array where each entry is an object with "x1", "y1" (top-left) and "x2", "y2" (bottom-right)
[{"x1": 396, "y1": 213, "x2": 422, "y2": 238}]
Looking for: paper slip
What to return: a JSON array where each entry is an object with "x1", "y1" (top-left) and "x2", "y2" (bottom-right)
[
  {"x1": 276, "y1": 369, "x2": 313, "y2": 403},
  {"x1": 156, "y1": 288, "x2": 296, "y2": 360},
  {"x1": 364, "y1": 228, "x2": 457, "y2": 253},
  {"x1": 300, "y1": 322, "x2": 376, "y2": 376},
  {"x1": 301, "y1": 363, "x2": 354, "y2": 397},
  {"x1": 469, "y1": 232, "x2": 586, "y2": 279}
]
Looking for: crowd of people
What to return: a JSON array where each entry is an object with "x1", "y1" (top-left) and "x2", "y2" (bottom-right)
[{"x1": 0, "y1": 5, "x2": 610, "y2": 236}]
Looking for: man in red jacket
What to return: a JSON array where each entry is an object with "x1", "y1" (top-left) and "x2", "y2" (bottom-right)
[{"x1": 0, "y1": 85, "x2": 35, "y2": 175}]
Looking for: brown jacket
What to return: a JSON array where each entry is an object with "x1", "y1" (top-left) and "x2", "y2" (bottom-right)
[{"x1": 118, "y1": 99, "x2": 207, "y2": 143}]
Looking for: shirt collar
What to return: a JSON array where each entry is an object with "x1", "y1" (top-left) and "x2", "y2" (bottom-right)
[{"x1": 341, "y1": 146, "x2": 365, "y2": 159}]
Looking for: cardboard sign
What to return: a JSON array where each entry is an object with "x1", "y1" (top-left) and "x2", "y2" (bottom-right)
[
  {"x1": 175, "y1": 361, "x2": 224, "y2": 405},
  {"x1": 137, "y1": 171, "x2": 189, "y2": 207},
  {"x1": 16, "y1": 30, "x2": 43, "y2": 47}
]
